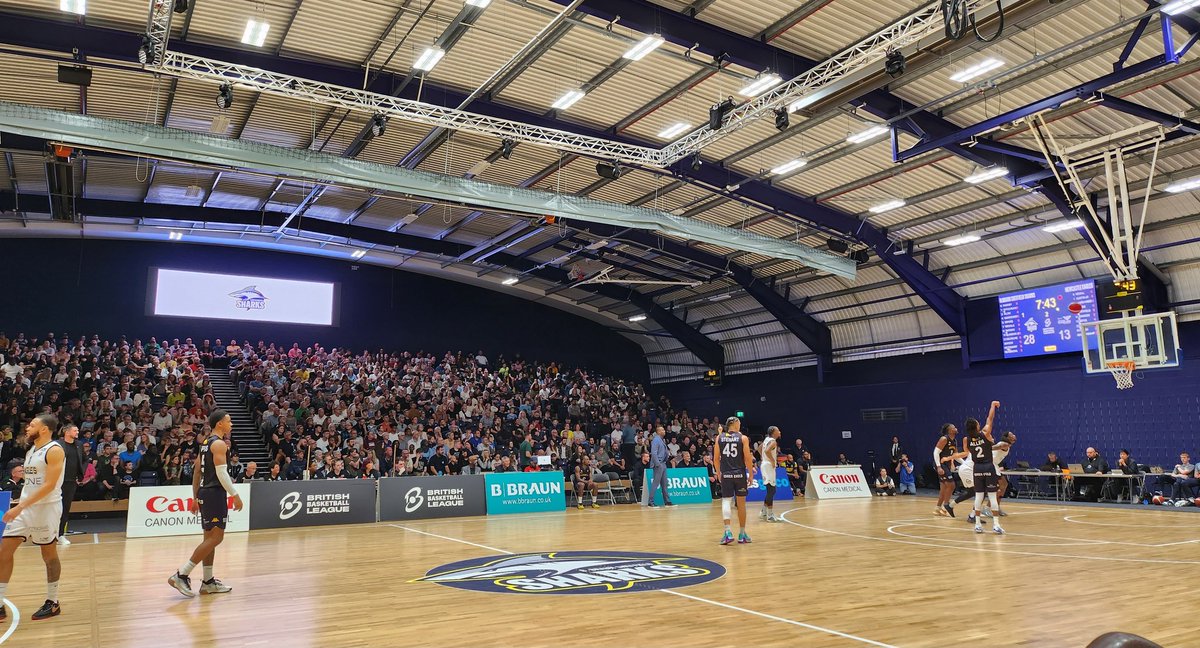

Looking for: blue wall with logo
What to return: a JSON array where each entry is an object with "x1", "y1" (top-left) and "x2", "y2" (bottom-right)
[{"x1": 0, "y1": 238, "x2": 647, "y2": 381}]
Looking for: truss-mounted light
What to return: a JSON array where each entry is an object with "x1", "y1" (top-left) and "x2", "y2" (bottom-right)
[
  {"x1": 869, "y1": 199, "x2": 906, "y2": 214},
  {"x1": 551, "y1": 89, "x2": 585, "y2": 111},
  {"x1": 738, "y1": 72, "x2": 782, "y2": 98},
  {"x1": 60, "y1": 0, "x2": 86, "y2": 15},
  {"x1": 943, "y1": 234, "x2": 981, "y2": 246},
  {"x1": 241, "y1": 19, "x2": 270, "y2": 47},
  {"x1": 964, "y1": 166, "x2": 1008, "y2": 184},
  {"x1": 623, "y1": 34, "x2": 664, "y2": 61},
  {"x1": 1042, "y1": 219, "x2": 1084, "y2": 233},
  {"x1": 771, "y1": 158, "x2": 807, "y2": 175},
  {"x1": 370, "y1": 114, "x2": 388, "y2": 138},
  {"x1": 949, "y1": 58, "x2": 1004, "y2": 83},
  {"x1": 413, "y1": 46, "x2": 446, "y2": 72},
  {"x1": 215, "y1": 84, "x2": 233, "y2": 109},
  {"x1": 137, "y1": 34, "x2": 155, "y2": 65},
  {"x1": 847, "y1": 125, "x2": 888, "y2": 144}
]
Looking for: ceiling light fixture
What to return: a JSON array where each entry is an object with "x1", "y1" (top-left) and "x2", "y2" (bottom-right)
[
  {"x1": 738, "y1": 72, "x2": 782, "y2": 98},
  {"x1": 172, "y1": 0, "x2": 190, "y2": 14},
  {"x1": 551, "y1": 89, "x2": 585, "y2": 111},
  {"x1": 215, "y1": 84, "x2": 233, "y2": 109},
  {"x1": 949, "y1": 58, "x2": 1004, "y2": 83},
  {"x1": 168, "y1": 231, "x2": 183, "y2": 241},
  {"x1": 623, "y1": 34, "x2": 665, "y2": 61},
  {"x1": 628, "y1": 314, "x2": 647, "y2": 322},
  {"x1": 847, "y1": 125, "x2": 889, "y2": 144},
  {"x1": 1160, "y1": 0, "x2": 1200, "y2": 15},
  {"x1": 884, "y1": 50, "x2": 906, "y2": 77},
  {"x1": 137, "y1": 34, "x2": 155, "y2": 65},
  {"x1": 501, "y1": 277, "x2": 519, "y2": 285},
  {"x1": 869, "y1": 199, "x2": 906, "y2": 214},
  {"x1": 657, "y1": 122, "x2": 691, "y2": 139},
  {"x1": 964, "y1": 166, "x2": 1008, "y2": 184},
  {"x1": 1164, "y1": 176, "x2": 1200, "y2": 193},
  {"x1": 241, "y1": 19, "x2": 270, "y2": 47},
  {"x1": 351, "y1": 249, "x2": 367, "y2": 259},
  {"x1": 500, "y1": 139, "x2": 515, "y2": 159},
  {"x1": 771, "y1": 158, "x2": 807, "y2": 175},
  {"x1": 413, "y1": 46, "x2": 446, "y2": 72},
  {"x1": 370, "y1": 114, "x2": 387, "y2": 138},
  {"x1": 60, "y1": 0, "x2": 86, "y2": 15},
  {"x1": 1042, "y1": 219, "x2": 1084, "y2": 233},
  {"x1": 466, "y1": 0, "x2": 492, "y2": 7},
  {"x1": 774, "y1": 107, "x2": 789, "y2": 131},
  {"x1": 943, "y1": 234, "x2": 982, "y2": 246}
]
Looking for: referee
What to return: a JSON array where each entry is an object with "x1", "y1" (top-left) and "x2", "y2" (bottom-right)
[{"x1": 56, "y1": 423, "x2": 84, "y2": 545}]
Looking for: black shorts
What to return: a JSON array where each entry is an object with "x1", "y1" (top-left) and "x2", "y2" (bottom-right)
[
  {"x1": 197, "y1": 486, "x2": 229, "y2": 531},
  {"x1": 939, "y1": 464, "x2": 956, "y2": 482},
  {"x1": 720, "y1": 477, "x2": 748, "y2": 498},
  {"x1": 972, "y1": 463, "x2": 999, "y2": 493}
]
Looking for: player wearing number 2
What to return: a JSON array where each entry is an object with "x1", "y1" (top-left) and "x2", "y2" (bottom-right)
[
  {"x1": 714, "y1": 417, "x2": 755, "y2": 545},
  {"x1": 965, "y1": 401, "x2": 1004, "y2": 535}
]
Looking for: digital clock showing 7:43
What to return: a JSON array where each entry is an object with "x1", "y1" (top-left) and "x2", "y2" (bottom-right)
[{"x1": 998, "y1": 280, "x2": 1099, "y2": 359}]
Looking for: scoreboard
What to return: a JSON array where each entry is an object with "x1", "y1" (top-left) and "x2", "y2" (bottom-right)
[{"x1": 999, "y1": 280, "x2": 1098, "y2": 359}]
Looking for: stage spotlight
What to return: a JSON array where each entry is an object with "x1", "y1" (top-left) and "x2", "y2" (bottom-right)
[
  {"x1": 596, "y1": 162, "x2": 623, "y2": 180},
  {"x1": 709, "y1": 97, "x2": 734, "y2": 131},
  {"x1": 851, "y1": 249, "x2": 871, "y2": 263},
  {"x1": 690, "y1": 153, "x2": 702, "y2": 172},
  {"x1": 370, "y1": 114, "x2": 388, "y2": 138},
  {"x1": 500, "y1": 139, "x2": 515, "y2": 160},
  {"x1": 173, "y1": 0, "x2": 190, "y2": 14},
  {"x1": 137, "y1": 34, "x2": 155, "y2": 65},
  {"x1": 885, "y1": 49, "x2": 906, "y2": 77},
  {"x1": 827, "y1": 238, "x2": 849, "y2": 254},
  {"x1": 774, "y1": 107, "x2": 789, "y2": 131},
  {"x1": 216, "y1": 84, "x2": 233, "y2": 109}
]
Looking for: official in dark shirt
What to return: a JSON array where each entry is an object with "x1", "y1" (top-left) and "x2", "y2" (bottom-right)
[
  {"x1": 1102, "y1": 449, "x2": 1139, "y2": 500},
  {"x1": 1076, "y1": 447, "x2": 1109, "y2": 501},
  {"x1": 0, "y1": 464, "x2": 24, "y2": 502},
  {"x1": 56, "y1": 424, "x2": 85, "y2": 541}
]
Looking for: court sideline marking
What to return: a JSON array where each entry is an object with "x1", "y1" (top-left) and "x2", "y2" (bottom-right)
[
  {"x1": 391, "y1": 523, "x2": 900, "y2": 647},
  {"x1": 0, "y1": 599, "x2": 20, "y2": 644}
]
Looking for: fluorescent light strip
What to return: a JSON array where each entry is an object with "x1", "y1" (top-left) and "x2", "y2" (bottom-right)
[
  {"x1": 948, "y1": 58, "x2": 1004, "y2": 83},
  {"x1": 847, "y1": 125, "x2": 888, "y2": 144},
  {"x1": 628, "y1": 314, "x2": 647, "y2": 322},
  {"x1": 943, "y1": 234, "x2": 981, "y2": 246},
  {"x1": 771, "y1": 158, "x2": 807, "y2": 175},
  {"x1": 351, "y1": 249, "x2": 367, "y2": 259},
  {"x1": 1042, "y1": 219, "x2": 1084, "y2": 233},
  {"x1": 869, "y1": 199, "x2": 906, "y2": 214},
  {"x1": 413, "y1": 47, "x2": 446, "y2": 72},
  {"x1": 466, "y1": 0, "x2": 492, "y2": 7},
  {"x1": 60, "y1": 0, "x2": 86, "y2": 15},
  {"x1": 623, "y1": 34, "x2": 664, "y2": 61},
  {"x1": 502, "y1": 277, "x2": 519, "y2": 285},
  {"x1": 241, "y1": 19, "x2": 270, "y2": 47},
  {"x1": 551, "y1": 89, "x2": 585, "y2": 111},
  {"x1": 657, "y1": 122, "x2": 691, "y2": 139},
  {"x1": 964, "y1": 167, "x2": 1008, "y2": 184},
  {"x1": 1164, "y1": 177, "x2": 1200, "y2": 193},
  {"x1": 168, "y1": 231, "x2": 183, "y2": 241},
  {"x1": 1162, "y1": 0, "x2": 1200, "y2": 15},
  {"x1": 738, "y1": 73, "x2": 782, "y2": 98}
]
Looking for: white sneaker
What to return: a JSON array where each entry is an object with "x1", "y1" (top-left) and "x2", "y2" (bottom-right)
[
  {"x1": 200, "y1": 578, "x2": 232, "y2": 594},
  {"x1": 58, "y1": 536, "x2": 71, "y2": 546}
]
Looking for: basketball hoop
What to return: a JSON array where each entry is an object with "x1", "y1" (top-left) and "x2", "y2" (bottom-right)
[{"x1": 1106, "y1": 360, "x2": 1136, "y2": 390}]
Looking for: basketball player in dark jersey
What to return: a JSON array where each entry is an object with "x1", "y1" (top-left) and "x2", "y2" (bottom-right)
[
  {"x1": 933, "y1": 424, "x2": 960, "y2": 516},
  {"x1": 168, "y1": 409, "x2": 244, "y2": 597},
  {"x1": 713, "y1": 417, "x2": 754, "y2": 545},
  {"x1": 965, "y1": 401, "x2": 1003, "y2": 535}
]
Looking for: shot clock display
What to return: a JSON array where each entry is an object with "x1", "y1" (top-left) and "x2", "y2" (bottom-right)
[{"x1": 999, "y1": 280, "x2": 1098, "y2": 358}]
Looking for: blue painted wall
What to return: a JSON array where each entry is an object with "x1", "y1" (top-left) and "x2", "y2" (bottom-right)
[
  {"x1": 660, "y1": 323, "x2": 1200, "y2": 474},
  {"x1": 0, "y1": 238, "x2": 649, "y2": 382}
]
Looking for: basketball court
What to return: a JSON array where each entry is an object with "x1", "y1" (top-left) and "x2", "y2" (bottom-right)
[{"x1": 3, "y1": 499, "x2": 1195, "y2": 648}]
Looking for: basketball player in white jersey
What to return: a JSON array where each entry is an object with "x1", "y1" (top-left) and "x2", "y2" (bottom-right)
[
  {"x1": 991, "y1": 432, "x2": 1016, "y2": 516},
  {"x1": 759, "y1": 426, "x2": 781, "y2": 522},
  {"x1": 0, "y1": 413, "x2": 67, "y2": 621},
  {"x1": 714, "y1": 416, "x2": 755, "y2": 545}
]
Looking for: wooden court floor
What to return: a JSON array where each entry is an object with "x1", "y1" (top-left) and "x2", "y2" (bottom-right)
[{"x1": 4, "y1": 498, "x2": 1198, "y2": 648}]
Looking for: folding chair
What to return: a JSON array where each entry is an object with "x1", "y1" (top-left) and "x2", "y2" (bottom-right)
[{"x1": 606, "y1": 472, "x2": 632, "y2": 503}]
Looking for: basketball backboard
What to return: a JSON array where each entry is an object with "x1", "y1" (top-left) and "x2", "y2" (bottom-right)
[{"x1": 1080, "y1": 311, "x2": 1180, "y2": 375}]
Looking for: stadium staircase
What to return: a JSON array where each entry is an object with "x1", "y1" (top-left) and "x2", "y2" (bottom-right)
[{"x1": 206, "y1": 371, "x2": 271, "y2": 465}]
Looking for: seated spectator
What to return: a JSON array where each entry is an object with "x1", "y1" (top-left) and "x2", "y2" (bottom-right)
[
  {"x1": 164, "y1": 455, "x2": 182, "y2": 486},
  {"x1": 1041, "y1": 452, "x2": 1067, "y2": 472},
  {"x1": 264, "y1": 462, "x2": 284, "y2": 481},
  {"x1": 1075, "y1": 447, "x2": 1109, "y2": 501},
  {"x1": 1, "y1": 463, "x2": 23, "y2": 501},
  {"x1": 895, "y1": 454, "x2": 916, "y2": 495},
  {"x1": 837, "y1": 453, "x2": 851, "y2": 465},
  {"x1": 1102, "y1": 449, "x2": 1139, "y2": 501},
  {"x1": 118, "y1": 441, "x2": 142, "y2": 469},
  {"x1": 873, "y1": 468, "x2": 896, "y2": 496},
  {"x1": 494, "y1": 455, "x2": 516, "y2": 473},
  {"x1": 117, "y1": 461, "x2": 137, "y2": 498},
  {"x1": 77, "y1": 458, "x2": 99, "y2": 500},
  {"x1": 1162, "y1": 452, "x2": 1198, "y2": 500},
  {"x1": 237, "y1": 461, "x2": 260, "y2": 482}
]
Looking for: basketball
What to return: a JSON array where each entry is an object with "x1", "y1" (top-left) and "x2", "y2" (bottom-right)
[
  {"x1": 1152, "y1": 495, "x2": 1166, "y2": 505},
  {"x1": 1068, "y1": 302, "x2": 1083, "y2": 314},
  {"x1": 1193, "y1": 498, "x2": 1200, "y2": 507}
]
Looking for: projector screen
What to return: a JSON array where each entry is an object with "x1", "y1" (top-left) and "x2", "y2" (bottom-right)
[
  {"x1": 150, "y1": 268, "x2": 337, "y2": 326},
  {"x1": 998, "y1": 280, "x2": 1097, "y2": 359}
]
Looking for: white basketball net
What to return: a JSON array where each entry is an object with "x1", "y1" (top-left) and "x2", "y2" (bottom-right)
[{"x1": 1109, "y1": 363, "x2": 1135, "y2": 390}]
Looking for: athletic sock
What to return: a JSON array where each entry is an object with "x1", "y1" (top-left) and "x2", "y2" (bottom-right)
[
  {"x1": 0, "y1": 582, "x2": 8, "y2": 601},
  {"x1": 179, "y1": 560, "x2": 196, "y2": 577},
  {"x1": 724, "y1": 524, "x2": 731, "y2": 534},
  {"x1": 203, "y1": 565, "x2": 214, "y2": 581},
  {"x1": 47, "y1": 581, "x2": 59, "y2": 603}
]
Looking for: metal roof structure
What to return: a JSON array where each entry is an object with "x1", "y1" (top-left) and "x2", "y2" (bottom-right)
[{"x1": 3, "y1": 0, "x2": 1200, "y2": 383}]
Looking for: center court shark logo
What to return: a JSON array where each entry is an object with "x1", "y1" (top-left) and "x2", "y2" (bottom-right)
[
  {"x1": 228, "y1": 285, "x2": 269, "y2": 311},
  {"x1": 414, "y1": 551, "x2": 724, "y2": 595}
]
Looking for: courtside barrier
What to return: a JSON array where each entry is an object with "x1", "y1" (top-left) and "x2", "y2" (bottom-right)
[
  {"x1": 126, "y1": 484, "x2": 252, "y2": 538},
  {"x1": 379, "y1": 475, "x2": 487, "y2": 521}
]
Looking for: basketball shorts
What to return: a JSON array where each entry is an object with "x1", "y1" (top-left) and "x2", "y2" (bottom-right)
[
  {"x1": 972, "y1": 463, "x2": 999, "y2": 493},
  {"x1": 197, "y1": 486, "x2": 229, "y2": 531},
  {"x1": 938, "y1": 463, "x2": 956, "y2": 482},
  {"x1": 2, "y1": 501, "x2": 62, "y2": 545},
  {"x1": 721, "y1": 476, "x2": 748, "y2": 498},
  {"x1": 958, "y1": 463, "x2": 974, "y2": 489},
  {"x1": 760, "y1": 463, "x2": 776, "y2": 486}
]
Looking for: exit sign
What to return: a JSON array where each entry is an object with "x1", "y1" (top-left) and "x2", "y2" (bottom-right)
[{"x1": 735, "y1": 411, "x2": 744, "y2": 418}]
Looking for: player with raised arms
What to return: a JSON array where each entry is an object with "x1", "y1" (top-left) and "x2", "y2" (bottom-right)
[
  {"x1": 0, "y1": 413, "x2": 67, "y2": 621},
  {"x1": 168, "y1": 409, "x2": 244, "y2": 597},
  {"x1": 965, "y1": 401, "x2": 1004, "y2": 535},
  {"x1": 759, "y1": 426, "x2": 782, "y2": 522},
  {"x1": 714, "y1": 416, "x2": 755, "y2": 545}
]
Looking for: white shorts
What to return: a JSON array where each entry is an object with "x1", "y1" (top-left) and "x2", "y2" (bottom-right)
[
  {"x1": 957, "y1": 463, "x2": 974, "y2": 488},
  {"x1": 3, "y1": 501, "x2": 62, "y2": 545},
  {"x1": 760, "y1": 463, "x2": 776, "y2": 486}
]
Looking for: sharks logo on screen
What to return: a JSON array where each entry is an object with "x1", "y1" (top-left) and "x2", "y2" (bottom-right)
[
  {"x1": 228, "y1": 285, "x2": 269, "y2": 311},
  {"x1": 414, "y1": 551, "x2": 724, "y2": 595}
]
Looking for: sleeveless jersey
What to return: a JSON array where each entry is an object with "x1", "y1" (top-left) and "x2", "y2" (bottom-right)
[
  {"x1": 938, "y1": 435, "x2": 955, "y2": 467},
  {"x1": 199, "y1": 434, "x2": 225, "y2": 490},
  {"x1": 718, "y1": 432, "x2": 746, "y2": 479},
  {"x1": 23, "y1": 440, "x2": 64, "y2": 506},
  {"x1": 760, "y1": 437, "x2": 777, "y2": 468},
  {"x1": 967, "y1": 433, "x2": 994, "y2": 465},
  {"x1": 992, "y1": 444, "x2": 1010, "y2": 468}
]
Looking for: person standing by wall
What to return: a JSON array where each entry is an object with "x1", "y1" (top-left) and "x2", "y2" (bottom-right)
[
  {"x1": 646, "y1": 426, "x2": 674, "y2": 508},
  {"x1": 55, "y1": 424, "x2": 83, "y2": 545}
]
